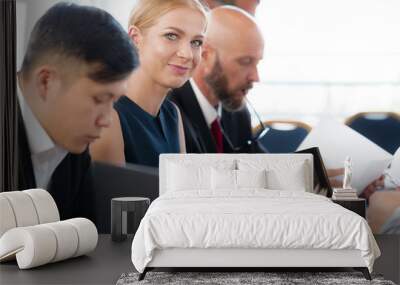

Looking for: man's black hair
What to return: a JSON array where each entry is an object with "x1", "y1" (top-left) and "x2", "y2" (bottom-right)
[{"x1": 20, "y1": 2, "x2": 139, "y2": 82}]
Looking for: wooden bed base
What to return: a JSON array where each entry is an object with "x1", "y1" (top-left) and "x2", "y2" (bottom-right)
[
  {"x1": 137, "y1": 248, "x2": 372, "y2": 281},
  {"x1": 138, "y1": 267, "x2": 371, "y2": 281}
]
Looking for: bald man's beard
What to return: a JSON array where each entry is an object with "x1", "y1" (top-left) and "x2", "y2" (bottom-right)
[{"x1": 204, "y1": 57, "x2": 247, "y2": 112}]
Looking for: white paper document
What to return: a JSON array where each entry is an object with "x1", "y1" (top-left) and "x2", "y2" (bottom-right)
[
  {"x1": 298, "y1": 119, "x2": 393, "y2": 194},
  {"x1": 386, "y1": 147, "x2": 400, "y2": 187}
]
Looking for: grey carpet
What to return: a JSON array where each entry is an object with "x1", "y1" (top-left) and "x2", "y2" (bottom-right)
[{"x1": 117, "y1": 271, "x2": 396, "y2": 285}]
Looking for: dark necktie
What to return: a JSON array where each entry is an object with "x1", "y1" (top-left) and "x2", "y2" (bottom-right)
[{"x1": 211, "y1": 118, "x2": 224, "y2": 153}]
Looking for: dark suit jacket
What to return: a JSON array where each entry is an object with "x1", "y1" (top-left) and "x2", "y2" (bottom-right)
[
  {"x1": 17, "y1": 108, "x2": 94, "y2": 222},
  {"x1": 169, "y1": 82, "x2": 266, "y2": 153}
]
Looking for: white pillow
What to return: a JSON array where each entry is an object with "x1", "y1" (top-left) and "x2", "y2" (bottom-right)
[
  {"x1": 236, "y1": 169, "x2": 268, "y2": 189},
  {"x1": 211, "y1": 168, "x2": 237, "y2": 190},
  {"x1": 211, "y1": 169, "x2": 268, "y2": 190},
  {"x1": 238, "y1": 159, "x2": 309, "y2": 191},
  {"x1": 167, "y1": 162, "x2": 211, "y2": 191},
  {"x1": 266, "y1": 161, "x2": 307, "y2": 191}
]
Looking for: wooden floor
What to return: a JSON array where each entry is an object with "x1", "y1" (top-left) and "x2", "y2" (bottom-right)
[{"x1": 0, "y1": 234, "x2": 398, "y2": 284}]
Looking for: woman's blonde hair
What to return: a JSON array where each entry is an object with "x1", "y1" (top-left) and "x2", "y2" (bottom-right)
[{"x1": 129, "y1": 0, "x2": 208, "y2": 30}]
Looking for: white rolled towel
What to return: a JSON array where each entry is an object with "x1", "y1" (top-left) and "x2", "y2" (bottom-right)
[
  {"x1": 0, "y1": 225, "x2": 57, "y2": 267},
  {"x1": 0, "y1": 189, "x2": 60, "y2": 238},
  {"x1": 0, "y1": 196, "x2": 17, "y2": 237},
  {"x1": 65, "y1": 218, "x2": 98, "y2": 257},
  {"x1": 24, "y1": 189, "x2": 60, "y2": 224},
  {"x1": 0, "y1": 191, "x2": 40, "y2": 228},
  {"x1": 0, "y1": 218, "x2": 98, "y2": 269}
]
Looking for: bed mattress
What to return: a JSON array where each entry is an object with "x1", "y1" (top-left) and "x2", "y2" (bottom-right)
[{"x1": 131, "y1": 190, "x2": 380, "y2": 273}]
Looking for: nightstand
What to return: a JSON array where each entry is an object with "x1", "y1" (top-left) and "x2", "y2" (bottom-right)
[
  {"x1": 332, "y1": 198, "x2": 366, "y2": 218},
  {"x1": 111, "y1": 197, "x2": 150, "y2": 242}
]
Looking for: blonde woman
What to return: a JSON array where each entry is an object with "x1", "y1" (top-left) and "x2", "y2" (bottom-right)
[{"x1": 90, "y1": 0, "x2": 207, "y2": 167}]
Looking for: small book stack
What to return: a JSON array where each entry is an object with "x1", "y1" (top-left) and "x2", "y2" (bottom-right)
[{"x1": 332, "y1": 188, "x2": 358, "y2": 200}]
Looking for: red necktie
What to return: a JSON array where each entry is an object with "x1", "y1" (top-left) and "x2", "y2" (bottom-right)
[{"x1": 211, "y1": 119, "x2": 224, "y2": 153}]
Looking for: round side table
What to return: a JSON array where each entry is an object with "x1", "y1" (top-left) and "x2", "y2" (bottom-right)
[{"x1": 111, "y1": 197, "x2": 150, "y2": 242}]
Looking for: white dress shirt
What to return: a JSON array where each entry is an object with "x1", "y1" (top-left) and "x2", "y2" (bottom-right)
[
  {"x1": 189, "y1": 78, "x2": 221, "y2": 128},
  {"x1": 17, "y1": 80, "x2": 68, "y2": 189}
]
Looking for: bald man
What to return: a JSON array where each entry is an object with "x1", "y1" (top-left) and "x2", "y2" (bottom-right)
[
  {"x1": 204, "y1": 0, "x2": 260, "y2": 15},
  {"x1": 169, "y1": 6, "x2": 266, "y2": 153}
]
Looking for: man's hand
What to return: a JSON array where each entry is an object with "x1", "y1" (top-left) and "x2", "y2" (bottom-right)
[
  {"x1": 361, "y1": 176, "x2": 385, "y2": 199},
  {"x1": 326, "y1": 168, "x2": 344, "y2": 188}
]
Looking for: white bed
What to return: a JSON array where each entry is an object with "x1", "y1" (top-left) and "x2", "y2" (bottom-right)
[{"x1": 131, "y1": 154, "x2": 380, "y2": 280}]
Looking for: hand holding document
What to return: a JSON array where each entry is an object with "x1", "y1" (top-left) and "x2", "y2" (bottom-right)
[
  {"x1": 298, "y1": 119, "x2": 393, "y2": 194},
  {"x1": 386, "y1": 147, "x2": 400, "y2": 188}
]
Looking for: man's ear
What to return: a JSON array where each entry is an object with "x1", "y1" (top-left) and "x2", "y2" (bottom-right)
[
  {"x1": 35, "y1": 66, "x2": 58, "y2": 102},
  {"x1": 202, "y1": 43, "x2": 217, "y2": 73},
  {"x1": 128, "y1": 25, "x2": 142, "y2": 47}
]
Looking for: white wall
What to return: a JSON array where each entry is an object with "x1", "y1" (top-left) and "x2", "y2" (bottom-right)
[
  {"x1": 249, "y1": 0, "x2": 400, "y2": 126},
  {"x1": 16, "y1": 0, "x2": 137, "y2": 70}
]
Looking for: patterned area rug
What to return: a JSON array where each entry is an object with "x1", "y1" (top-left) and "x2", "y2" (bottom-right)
[{"x1": 116, "y1": 271, "x2": 396, "y2": 285}]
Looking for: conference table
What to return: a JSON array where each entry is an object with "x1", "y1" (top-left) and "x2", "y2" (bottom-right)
[{"x1": 1, "y1": 235, "x2": 399, "y2": 285}]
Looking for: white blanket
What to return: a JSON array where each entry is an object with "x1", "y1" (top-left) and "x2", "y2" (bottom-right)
[{"x1": 131, "y1": 190, "x2": 380, "y2": 273}]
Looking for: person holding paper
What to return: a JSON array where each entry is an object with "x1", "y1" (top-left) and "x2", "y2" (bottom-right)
[
  {"x1": 360, "y1": 176, "x2": 385, "y2": 199},
  {"x1": 298, "y1": 118, "x2": 393, "y2": 196},
  {"x1": 368, "y1": 189, "x2": 400, "y2": 234},
  {"x1": 362, "y1": 147, "x2": 400, "y2": 199},
  {"x1": 364, "y1": 147, "x2": 400, "y2": 233}
]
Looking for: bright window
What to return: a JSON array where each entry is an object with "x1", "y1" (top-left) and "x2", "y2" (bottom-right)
[{"x1": 248, "y1": 0, "x2": 400, "y2": 126}]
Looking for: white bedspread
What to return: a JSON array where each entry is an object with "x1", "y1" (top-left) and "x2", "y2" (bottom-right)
[{"x1": 131, "y1": 190, "x2": 380, "y2": 273}]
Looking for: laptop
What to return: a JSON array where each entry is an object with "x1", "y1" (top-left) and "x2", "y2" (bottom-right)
[{"x1": 295, "y1": 147, "x2": 333, "y2": 197}]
